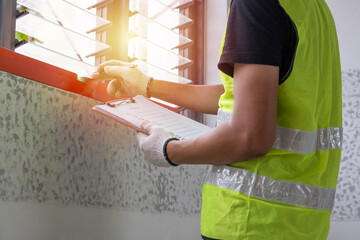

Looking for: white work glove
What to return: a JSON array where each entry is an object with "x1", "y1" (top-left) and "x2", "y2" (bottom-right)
[
  {"x1": 136, "y1": 120, "x2": 179, "y2": 167},
  {"x1": 91, "y1": 60, "x2": 153, "y2": 98}
]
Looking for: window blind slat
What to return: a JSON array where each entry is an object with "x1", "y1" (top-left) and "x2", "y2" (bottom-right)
[
  {"x1": 128, "y1": 0, "x2": 195, "y2": 84},
  {"x1": 129, "y1": 0, "x2": 193, "y2": 31},
  {"x1": 135, "y1": 60, "x2": 192, "y2": 84},
  {"x1": 63, "y1": 0, "x2": 106, "y2": 13},
  {"x1": 16, "y1": 13, "x2": 111, "y2": 65},
  {"x1": 17, "y1": 0, "x2": 111, "y2": 37},
  {"x1": 156, "y1": 0, "x2": 194, "y2": 10},
  {"x1": 15, "y1": 41, "x2": 97, "y2": 77},
  {"x1": 129, "y1": 13, "x2": 192, "y2": 52},
  {"x1": 128, "y1": 36, "x2": 192, "y2": 73}
]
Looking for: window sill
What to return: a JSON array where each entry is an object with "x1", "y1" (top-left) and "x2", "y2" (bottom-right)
[{"x1": 0, "y1": 47, "x2": 179, "y2": 112}]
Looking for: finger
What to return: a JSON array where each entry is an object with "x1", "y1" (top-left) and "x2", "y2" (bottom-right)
[
  {"x1": 97, "y1": 60, "x2": 123, "y2": 73},
  {"x1": 91, "y1": 72, "x2": 114, "y2": 81},
  {"x1": 139, "y1": 120, "x2": 153, "y2": 134},
  {"x1": 98, "y1": 60, "x2": 135, "y2": 73},
  {"x1": 108, "y1": 78, "x2": 126, "y2": 98},
  {"x1": 103, "y1": 79, "x2": 113, "y2": 84},
  {"x1": 90, "y1": 72, "x2": 101, "y2": 80},
  {"x1": 136, "y1": 132, "x2": 147, "y2": 143},
  {"x1": 139, "y1": 120, "x2": 151, "y2": 128},
  {"x1": 104, "y1": 66, "x2": 132, "y2": 78},
  {"x1": 107, "y1": 79, "x2": 120, "y2": 97},
  {"x1": 114, "y1": 90, "x2": 123, "y2": 98}
]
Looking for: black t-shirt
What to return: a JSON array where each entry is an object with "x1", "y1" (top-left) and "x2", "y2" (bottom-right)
[{"x1": 218, "y1": 0, "x2": 298, "y2": 84}]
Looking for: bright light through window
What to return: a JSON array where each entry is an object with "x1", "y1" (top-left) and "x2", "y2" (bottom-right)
[{"x1": 14, "y1": 0, "x2": 193, "y2": 84}]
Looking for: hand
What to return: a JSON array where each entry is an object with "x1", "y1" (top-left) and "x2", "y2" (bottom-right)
[
  {"x1": 91, "y1": 59, "x2": 136, "y2": 83},
  {"x1": 91, "y1": 60, "x2": 152, "y2": 98},
  {"x1": 136, "y1": 120, "x2": 179, "y2": 167}
]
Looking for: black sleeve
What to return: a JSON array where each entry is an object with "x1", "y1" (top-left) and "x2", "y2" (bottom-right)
[{"x1": 218, "y1": 0, "x2": 294, "y2": 80}]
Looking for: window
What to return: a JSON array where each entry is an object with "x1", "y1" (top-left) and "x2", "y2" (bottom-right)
[
  {"x1": 0, "y1": 0, "x2": 204, "y2": 120},
  {"x1": 0, "y1": 0, "x2": 203, "y2": 85}
]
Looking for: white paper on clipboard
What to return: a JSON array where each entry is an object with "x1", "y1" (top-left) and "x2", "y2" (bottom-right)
[{"x1": 92, "y1": 95, "x2": 213, "y2": 140}]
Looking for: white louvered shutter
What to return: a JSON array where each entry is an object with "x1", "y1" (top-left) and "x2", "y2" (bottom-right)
[
  {"x1": 14, "y1": 0, "x2": 111, "y2": 78},
  {"x1": 15, "y1": 0, "x2": 195, "y2": 86}
]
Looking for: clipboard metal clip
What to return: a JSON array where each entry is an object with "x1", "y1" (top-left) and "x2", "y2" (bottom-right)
[{"x1": 106, "y1": 98, "x2": 136, "y2": 108}]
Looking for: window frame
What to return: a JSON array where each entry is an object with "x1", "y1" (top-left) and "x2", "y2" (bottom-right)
[
  {"x1": 0, "y1": 0, "x2": 16, "y2": 50},
  {"x1": 180, "y1": 0, "x2": 205, "y2": 121}
]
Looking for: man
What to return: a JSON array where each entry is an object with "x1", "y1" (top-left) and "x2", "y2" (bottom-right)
[{"x1": 93, "y1": 0, "x2": 342, "y2": 239}]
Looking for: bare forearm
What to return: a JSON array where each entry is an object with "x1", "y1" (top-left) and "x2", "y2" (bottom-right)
[
  {"x1": 167, "y1": 121, "x2": 263, "y2": 165},
  {"x1": 149, "y1": 79, "x2": 224, "y2": 114},
  {"x1": 166, "y1": 64, "x2": 279, "y2": 165}
]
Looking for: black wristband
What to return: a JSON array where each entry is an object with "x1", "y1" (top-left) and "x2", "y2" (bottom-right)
[{"x1": 163, "y1": 138, "x2": 180, "y2": 167}]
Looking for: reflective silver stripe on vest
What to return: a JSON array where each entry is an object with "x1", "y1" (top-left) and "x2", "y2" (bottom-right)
[
  {"x1": 203, "y1": 165, "x2": 336, "y2": 210},
  {"x1": 217, "y1": 109, "x2": 343, "y2": 154},
  {"x1": 273, "y1": 126, "x2": 343, "y2": 154}
]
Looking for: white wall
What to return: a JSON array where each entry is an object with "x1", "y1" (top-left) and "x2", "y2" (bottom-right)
[
  {"x1": 0, "y1": 201, "x2": 201, "y2": 240},
  {"x1": 328, "y1": 221, "x2": 360, "y2": 240},
  {"x1": 326, "y1": 0, "x2": 360, "y2": 71},
  {"x1": 203, "y1": 0, "x2": 229, "y2": 127}
]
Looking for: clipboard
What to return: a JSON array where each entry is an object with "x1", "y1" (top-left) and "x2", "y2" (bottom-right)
[
  {"x1": 92, "y1": 95, "x2": 212, "y2": 140},
  {"x1": 93, "y1": 97, "x2": 143, "y2": 132}
]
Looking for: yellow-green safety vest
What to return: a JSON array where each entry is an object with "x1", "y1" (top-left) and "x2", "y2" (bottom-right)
[{"x1": 201, "y1": 0, "x2": 342, "y2": 239}]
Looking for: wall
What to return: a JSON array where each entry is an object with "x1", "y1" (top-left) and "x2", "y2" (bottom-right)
[
  {"x1": 203, "y1": 0, "x2": 228, "y2": 127},
  {"x1": 0, "y1": 201, "x2": 200, "y2": 240},
  {"x1": 0, "y1": 70, "x2": 205, "y2": 240},
  {"x1": 326, "y1": 0, "x2": 360, "y2": 71}
]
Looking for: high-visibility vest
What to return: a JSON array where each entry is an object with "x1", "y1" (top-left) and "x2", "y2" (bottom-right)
[{"x1": 201, "y1": 1, "x2": 342, "y2": 239}]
